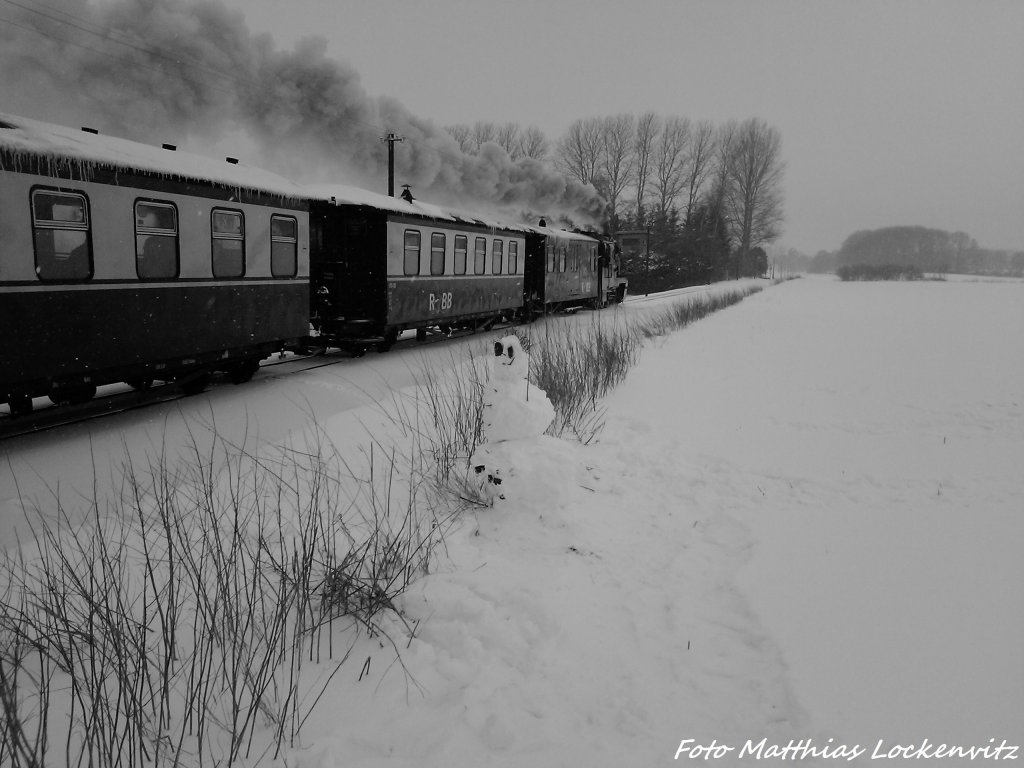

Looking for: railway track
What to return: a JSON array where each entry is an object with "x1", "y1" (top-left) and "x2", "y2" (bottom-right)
[
  {"x1": 1, "y1": 282, "x2": 753, "y2": 441},
  {"x1": 0, "y1": 317, "x2": 530, "y2": 441}
]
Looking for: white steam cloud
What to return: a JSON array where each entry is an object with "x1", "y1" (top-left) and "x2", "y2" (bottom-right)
[{"x1": 0, "y1": 0, "x2": 605, "y2": 224}]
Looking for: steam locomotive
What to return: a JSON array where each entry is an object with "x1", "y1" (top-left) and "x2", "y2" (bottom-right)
[{"x1": 0, "y1": 113, "x2": 626, "y2": 417}]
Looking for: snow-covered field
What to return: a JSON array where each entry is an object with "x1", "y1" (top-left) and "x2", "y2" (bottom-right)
[{"x1": 1, "y1": 275, "x2": 1021, "y2": 766}]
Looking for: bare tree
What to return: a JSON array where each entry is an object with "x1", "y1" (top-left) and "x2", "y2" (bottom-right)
[
  {"x1": 652, "y1": 115, "x2": 691, "y2": 218},
  {"x1": 445, "y1": 123, "x2": 474, "y2": 154},
  {"x1": 495, "y1": 121, "x2": 520, "y2": 157},
  {"x1": 633, "y1": 112, "x2": 659, "y2": 219},
  {"x1": 723, "y1": 117, "x2": 785, "y2": 264},
  {"x1": 598, "y1": 113, "x2": 636, "y2": 225},
  {"x1": 682, "y1": 120, "x2": 716, "y2": 225},
  {"x1": 557, "y1": 117, "x2": 603, "y2": 185},
  {"x1": 517, "y1": 125, "x2": 549, "y2": 161},
  {"x1": 471, "y1": 121, "x2": 497, "y2": 151},
  {"x1": 701, "y1": 120, "x2": 738, "y2": 272}
]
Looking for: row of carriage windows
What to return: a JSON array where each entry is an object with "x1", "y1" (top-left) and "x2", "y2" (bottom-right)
[
  {"x1": 546, "y1": 242, "x2": 597, "y2": 274},
  {"x1": 401, "y1": 230, "x2": 597, "y2": 278},
  {"x1": 403, "y1": 230, "x2": 519, "y2": 278},
  {"x1": 30, "y1": 189, "x2": 298, "y2": 281}
]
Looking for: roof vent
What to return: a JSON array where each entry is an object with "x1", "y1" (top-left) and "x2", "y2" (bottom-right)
[
  {"x1": 225, "y1": 156, "x2": 239, "y2": 164},
  {"x1": 81, "y1": 126, "x2": 99, "y2": 134},
  {"x1": 162, "y1": 143, "x2": 176, "y2": 151}
]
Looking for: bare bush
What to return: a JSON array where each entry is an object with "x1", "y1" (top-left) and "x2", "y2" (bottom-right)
[
  {"x1": 0, "y1": 424, "x2": 445, "y2": 766},
  {"x1": 529, "y1": 316, "x2": 640, "y2": 443}
]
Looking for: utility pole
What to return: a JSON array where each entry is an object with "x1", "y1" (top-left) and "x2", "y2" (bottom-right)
[{"x1": 381, "y1": 132, "x2": 405, "y2": 196}]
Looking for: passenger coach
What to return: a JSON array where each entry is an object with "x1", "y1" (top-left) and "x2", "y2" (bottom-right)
[
  {"x1": 522, "y1": 224, "x2": 626, "y2": 315},
  {"x1": 0, "y1": 113, "x2": 310, "y2": 416},
  {"x1": 307, "y1": 185, "x2": 525, "y2": 351}
]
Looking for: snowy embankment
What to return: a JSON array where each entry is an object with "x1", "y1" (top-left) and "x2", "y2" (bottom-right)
[
  {"x1": 2, "y1": 276, "x2": 1020, "y2": 766},
  {"x1": 287, "y1": 276, "x2": 1023, "y2": 766}
]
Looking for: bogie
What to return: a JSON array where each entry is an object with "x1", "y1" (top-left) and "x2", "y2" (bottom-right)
[{"x1": 48, "y1": 384, "x2": 97, "y2": 406}]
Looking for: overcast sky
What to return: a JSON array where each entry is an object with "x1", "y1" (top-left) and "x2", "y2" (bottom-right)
[{"x1": 212, "y1": 0, "x2": 1022, "y2": 255}]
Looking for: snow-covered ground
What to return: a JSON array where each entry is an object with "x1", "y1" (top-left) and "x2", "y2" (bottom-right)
[{"x1": 1, "y1": 275, "x2": 1021, "y2": 766}]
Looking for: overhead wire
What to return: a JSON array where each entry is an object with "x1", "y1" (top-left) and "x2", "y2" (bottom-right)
[{"x1": 1, "y1": 0, "x2": 244, "y2": 85}]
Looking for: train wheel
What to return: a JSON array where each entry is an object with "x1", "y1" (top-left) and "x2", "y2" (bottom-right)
[
  {"x1": 415, "y1": 328, "x2": 428, "y2": 342},
  {"x1": 49, "y1": 384, "x2": 96, "y2": 406},
  {"x1": 228, "y1": 359, "x2": 260, "y2": 385},
  {"x1": 8, "y1": 395, "x2": 32, "y2": 418},
  {"x1": 377, "y1": 328, "x2": 399, "y2": 353},
  {"x1": 180, "y1": 372, "x2": 211, "y2": 396},
  {"x1": 128, "y1": 378, "x2": 154, "y2": 391}
]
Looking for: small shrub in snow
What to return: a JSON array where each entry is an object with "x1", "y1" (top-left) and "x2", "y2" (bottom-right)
[{"x1": 529, "y1": 316, "x2": 639, "y2": 443}]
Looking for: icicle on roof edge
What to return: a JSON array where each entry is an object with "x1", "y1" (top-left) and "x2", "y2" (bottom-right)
[{"x1": 0, "y1": 112, "x2": 305, "y2": 201}]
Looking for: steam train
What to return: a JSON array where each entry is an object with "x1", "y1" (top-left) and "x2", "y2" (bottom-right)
[{"x1": 0, "y1": 113, "x2": 626, "y2": 417}]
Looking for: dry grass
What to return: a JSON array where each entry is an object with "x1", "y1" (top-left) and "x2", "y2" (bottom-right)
[{"x1": 0, "y1": 425, "x2": 449, "y2": 767}]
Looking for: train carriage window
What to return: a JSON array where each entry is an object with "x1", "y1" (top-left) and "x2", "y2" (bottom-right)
[
  {"x1": 546, "y1": 243, "x2": 555, "y2": 273},
  {"x1": 271, "y1": 215, "x2": 298, "y2": 277},
  {"x1": 474, "y1": 237, "x2": 486, "y2": 275},
  {"x1": 430, "y1": 233, "x2": 446, "y2": 276},
  {"x1": 509, "y1": 241, "x2": 518, "y2": 274},
  {"x1": 404, "y1": 230, "x2": 421, "y2": 276},
  {"x1": 454, "y1": 235, "x2": 468, "y2": 275},
  {"x1": 212, "y1": 208, "x2": 245, "y2": 278},
  {"x1": 135, "y1": 200, "x2": 179, "y2": 279},
  {"x1": 31, "y1": 189, "x2": 92, "y2": 280},
  {"x1": 491, "y1": 239, "x2": 503, "y2": 275},
  {"x1": 559, "y1": 246, "x2": 567, "y2": 273}
]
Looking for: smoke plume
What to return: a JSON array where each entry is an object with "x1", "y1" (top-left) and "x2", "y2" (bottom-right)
[{"x1": 0, "y1": 0, "x2": 605, "y2": 224}]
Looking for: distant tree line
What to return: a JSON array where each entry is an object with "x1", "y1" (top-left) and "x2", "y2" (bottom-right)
[
  {"x1": 836, "y1": 264, "x2": 924, "y2": 281},
  {"x1": 808, "y1": 226, "x2": 1024, "y2": 277},
  {"x1": 445, "y1": 114, "x2": 786, "y2": 291}
]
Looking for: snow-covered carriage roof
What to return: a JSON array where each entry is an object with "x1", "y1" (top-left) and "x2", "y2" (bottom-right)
[
  {"x1": 518, "y1": 223, "x2": 602, "y2": 242},
  {"x1": 0, "y1": 113, "x2": 604, "y2": 238},
  {"x1": 306, "y1": 182, "x2": 600, "y2": 243},
  {"x1": 306, "y1": 182, "x2": 522, "y2": 232},
  {"x1": 0, "y1": 112, "x2": 305, "y2": 200}
]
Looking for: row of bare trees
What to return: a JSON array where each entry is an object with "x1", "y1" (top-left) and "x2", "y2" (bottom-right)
[
  {"x1": 555, "y1": 114, "x2": 784, "y2": 253},
  {"x1": 446, "y1": 115, "x2": 785, "y2": 286},
  {"x1": 445, "y1": 121, "x2": 550, "y2": 161}
]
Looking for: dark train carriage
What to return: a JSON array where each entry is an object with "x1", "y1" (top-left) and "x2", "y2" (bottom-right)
[
  {"x1": 0, "y1": 113, "x2": 310, "y2": 415},
  {"x1": 308, "y1": 185, "x2": 525, "y2": 350},
  {"x1": 523, "y1": 225, "x2": 603, "y2": 314}
]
